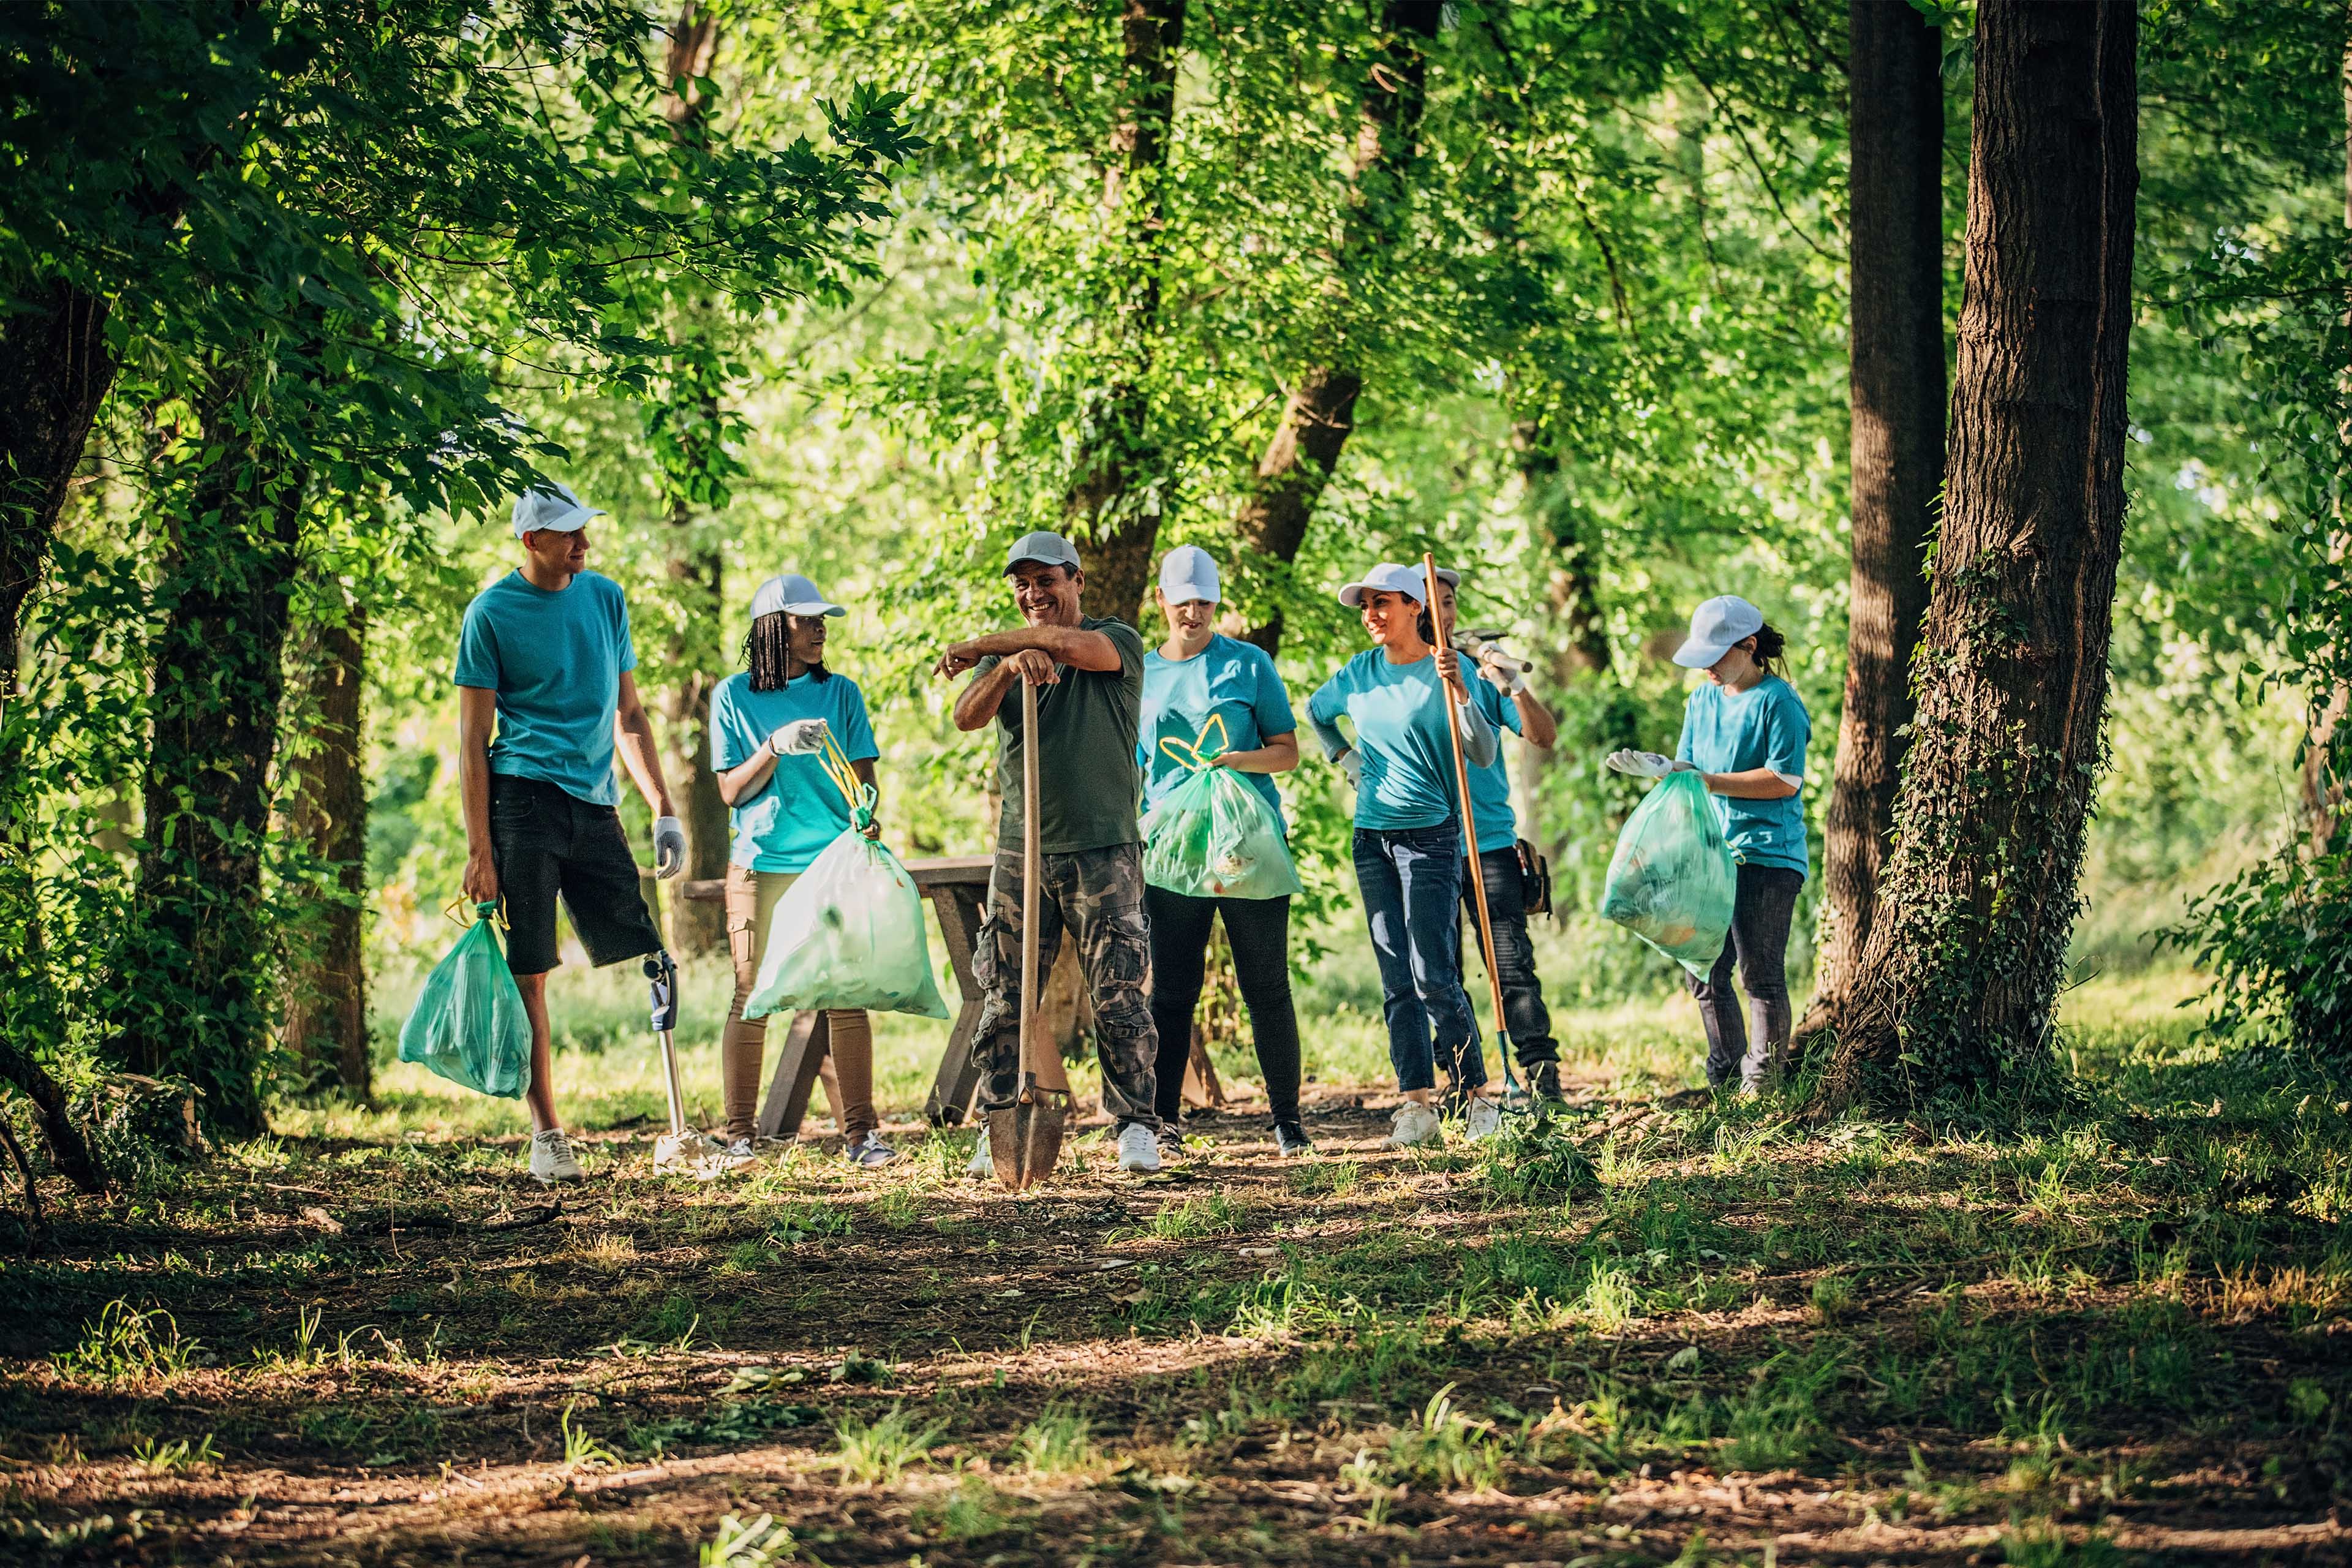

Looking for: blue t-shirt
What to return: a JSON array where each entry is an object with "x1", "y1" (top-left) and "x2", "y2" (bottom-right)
[
  {"x1": 453, "y1": 570, "x2": 636, "y2": 807},
  {"x1": 1139, "y1": 635, "x2": 1297, "y2": 829},
  {"x1": 1675, "y1": 675, "x2": 1811, "y2": 875},
  {"x1": 1466, "y1": 679, "x2": 1525, "y2": 856},
  {"x1": 1308, "y1": 650, "x2": 1465, "y2": 832},
  {"x1": 709, "y1": 670, "x2": 880, "y2": 873}
]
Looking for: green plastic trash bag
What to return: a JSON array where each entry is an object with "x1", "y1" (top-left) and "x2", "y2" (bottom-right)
[
  {"x1": 398, "y1": 902, "x2": 532, "y2": 1098},
  {"x1": 745, "y1": 793, "x2": 951, "y2": 1020},
  {"x1": 1600, "y1": 770, "x2": 1737, "y2": 976},
  {"x1": 1140, "y1": 715, "x2": 1303, "y2": 900}
]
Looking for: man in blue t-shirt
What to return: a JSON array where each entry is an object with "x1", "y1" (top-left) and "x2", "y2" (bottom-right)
[
  {"x1": 454, "y1": 483, "x2": 686, "y2": 1185},
  {"x1": 1433, "y1": 570, "x2": 1566, "y2": 1101}
]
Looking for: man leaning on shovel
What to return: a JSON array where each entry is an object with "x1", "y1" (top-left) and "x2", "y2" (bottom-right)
[{"x1": 934, "y1": 531, "x2": 1164, "y2": 1177}]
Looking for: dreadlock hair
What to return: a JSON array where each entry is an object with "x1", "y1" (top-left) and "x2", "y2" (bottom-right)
[
  {"x1": 1749, "y1": 622, "x2": 1787, "y2": 676},
  {"x1": 744, "y1": 612, "x2": 831, "y2": 692}
]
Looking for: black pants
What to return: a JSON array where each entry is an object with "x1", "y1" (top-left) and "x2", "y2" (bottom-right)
[
  {"x1": 1145, "y1": 886, "x2": 1302, "y2": 1123},
  {"x1": 1459, "y1": 846, "x2": 1561, "y2": 1071},
  {"x1": 1690, "y1": 863, "x2": 1805, "y2": 1090},
  {"x1": 488, "y1": 775, "x2": 663, "y2": 976}
]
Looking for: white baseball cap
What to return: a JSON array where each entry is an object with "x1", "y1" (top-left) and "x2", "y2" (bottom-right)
[
  {"x1": 510, "y1": 483, "x2": 604, "y2": 539},
  {"x1": 1157, "y1": 545, "x2": 1221, "y2": 605},
  {"x1": 1336, "y1": 562, "x2": 1429, "y2": 609},
  {"x1": 749, "y1": 572, "x2": 845, "y2": 620},
  {"x1": 1005, "y1": 530, "x2": 1082, "y2": 575},
  {"x1": 1673, "y1": 595, "x2": 1766, "y2": 668}
]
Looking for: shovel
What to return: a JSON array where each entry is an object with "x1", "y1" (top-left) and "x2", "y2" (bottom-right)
[{"x1": 989, "y1": 674, "x2": 1071, "y2": 1189}]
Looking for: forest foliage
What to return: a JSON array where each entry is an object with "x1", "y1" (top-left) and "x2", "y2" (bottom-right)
[{"x1": 1, "y1": 0, "x2": 2348, "y2": 1157}]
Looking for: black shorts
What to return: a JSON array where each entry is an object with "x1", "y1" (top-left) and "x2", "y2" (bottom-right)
[{"x1": 489, "y1": 775, "x2": 664, "y2": 976}]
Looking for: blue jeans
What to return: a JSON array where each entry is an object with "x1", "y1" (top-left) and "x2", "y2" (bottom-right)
[{"x1": 1353, "y1": 826, "x2": 1487, "y2": 1094}]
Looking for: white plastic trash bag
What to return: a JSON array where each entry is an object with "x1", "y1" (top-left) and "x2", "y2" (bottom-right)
[{"x1": 744, "y1": 828, "x2": 951, "y2": 1020}]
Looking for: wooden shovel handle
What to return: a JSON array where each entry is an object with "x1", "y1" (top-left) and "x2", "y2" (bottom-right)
[{"x1": 1020, "y1": 676, "x2": 1041, "y2": 1093}]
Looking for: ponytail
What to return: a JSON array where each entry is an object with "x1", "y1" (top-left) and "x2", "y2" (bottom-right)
[{"x1": 1751, "y1": 622, "x2": 1786, "y2": 676}]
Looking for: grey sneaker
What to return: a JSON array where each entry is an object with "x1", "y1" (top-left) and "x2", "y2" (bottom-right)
[
  {"x1": 845, "y1": 1132, "x2": 900, "y2": 1168},
  {"x1": 1273, "y1": 1118, "x2": 1311, "y2": 1156},
  {"x1": 1156, "y1": 1126, "x2": 1185, "y2": 1164},
  {"x1": 1117, "y1": 1123, "x2": 1163, "y2": 1174}
]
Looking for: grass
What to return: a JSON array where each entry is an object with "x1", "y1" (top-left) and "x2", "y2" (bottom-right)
[{"x1": 4, "y1": 964, "x2": 2345, "y2": 1566}]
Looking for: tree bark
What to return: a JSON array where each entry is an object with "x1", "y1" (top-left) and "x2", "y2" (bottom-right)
[
  {"x1": 112, "y1": 367, "x2": 311, "y2": 1137},
  {"x1": 1806, "y1": 0, "x2": 1947, "y2": 1030},
  {"x1": 660, "y1": 1, "x2": 730, "y2": 954},
  {"x1": 1237, "y1": 0, "x2": 1443, "y2": 656},
  {"x1": 1820, "y1": 0, "x2": 2137, "y2": 1110},
  {"x1": 283, "y1": 594, "x2": 370, "y2": 1096},
  {"x1": 0, "y1": 285, "x2": 116, "y2": 1192},
  {"x1": 1065, "y1": 0, "x2": 1187, "y2": 628},
  {"x1": 2300, "y1": 31, "x2": 2352, "y2": 850}
]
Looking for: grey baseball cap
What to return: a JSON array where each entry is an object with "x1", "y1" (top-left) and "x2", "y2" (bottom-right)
[{"x1": 1005, "y1": 530, "x2": 1082, "y2": 575}]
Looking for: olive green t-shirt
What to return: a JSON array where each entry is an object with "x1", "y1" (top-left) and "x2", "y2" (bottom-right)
[{"x1": 979, "y1": 616, "x2": 1145, "y2": 854}]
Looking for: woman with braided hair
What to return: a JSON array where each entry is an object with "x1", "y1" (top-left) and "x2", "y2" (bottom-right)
[{"x1": 707, "y1": 573, "x2": 897, "y2": 1168}]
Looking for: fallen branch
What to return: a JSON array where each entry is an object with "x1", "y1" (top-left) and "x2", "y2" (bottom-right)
[{"x1": 339, "y1": 1202, "x2": 563, "y2": 1237}]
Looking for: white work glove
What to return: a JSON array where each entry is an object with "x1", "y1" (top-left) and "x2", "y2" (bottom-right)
[
  {"x1": 1336, "y1": 748, "x2": 1363, "y2": 787},
  {"x1": 1477, "y1": 650, "x2": 1528, "y2": 696},
  {"x1": 653, "y1": 815, "x2": 687, "y2": 878},
  {"x1": 1605, "y1": 749, "x2": 1695, "y2": 779},
  {"x1": 768, "y1": 718, "x2": 828, "y2": 756}
]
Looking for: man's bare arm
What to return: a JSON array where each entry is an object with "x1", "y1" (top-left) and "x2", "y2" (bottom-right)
[
  {"x1": 612, "y1": 671, "x2": 678, "y2": 816},
  {"x1": 952, "y1": 650, "x2": 1056, "y2": 731},
  {"x1": 458, "y1": 686, "x2": 500, "y2": 905},
  {"x1": 938, "y1": 624, "x2": 1121, "y2": 676}
]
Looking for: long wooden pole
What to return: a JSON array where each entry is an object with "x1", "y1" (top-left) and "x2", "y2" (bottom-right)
[
  {"x1": 1422, "y1": 553, "x2": 1511, "y2": 1067},
  {"x1": 1020, "y1": 677, "x2": 1041, "y2": 1099}
]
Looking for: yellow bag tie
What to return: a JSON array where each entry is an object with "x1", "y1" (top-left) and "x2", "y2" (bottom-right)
[
  {"x1": 1156, "y1": 712, "x2": 1230, "y2": 774},
  {"x1": 444, "y1": 897, "x2": 508, "y2": 932}
]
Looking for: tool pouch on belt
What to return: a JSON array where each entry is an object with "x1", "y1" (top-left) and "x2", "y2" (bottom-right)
[{"x1": 1517, "y1": 837, "x2": 1554, "y2": 919}]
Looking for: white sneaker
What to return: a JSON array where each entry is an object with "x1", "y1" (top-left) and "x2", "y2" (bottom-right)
[
  {"x1": 1464, "y1": 1095, "x2": 1502, "y2": 1142},
  {"x1": 1117, "y1": 1123, "x2": 1163, "y2": 1174},
  {"x1": 966, "y1": 1123, "x2": 992, "y2": 1178},
  {"x1": 653, "y1": 1129, "x2": 726, "y2": 1170},
  {"x1": 1384, "y1": 1102, "x2": 1442, "y2": 1150},
  {"x1": 529, "y1": 1128, "x2": 584, "y2": 1183}
]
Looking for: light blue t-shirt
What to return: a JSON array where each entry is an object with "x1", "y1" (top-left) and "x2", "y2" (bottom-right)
[
  {"x1": 1308, "y1": 650, "x2": 1466, "y2": 832},
  {"x1": 709, "y1": 669, "x2": 880, "y2": 873},
  {"x1": 1466, "y1": 679, "x2": 1525, "y2": 856},
  {"x1": 1675, "y1": 675, "x2": 1811, "y2": 875},
  {"x1": 453, "y1": 570, "x2": 636, "y2": 807},
  {"x1": 1139, "y1": 635, "x2": 1297, "y2": 829}
]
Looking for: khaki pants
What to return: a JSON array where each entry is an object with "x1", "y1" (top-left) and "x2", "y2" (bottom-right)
[{"x1": 722, "y1": 863, "x2": 876, "y2": 1144}]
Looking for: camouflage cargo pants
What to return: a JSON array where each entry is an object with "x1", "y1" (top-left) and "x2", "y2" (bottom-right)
[{"x1": 971, "y1": 841, "x2": 1161, "y2": 1132}]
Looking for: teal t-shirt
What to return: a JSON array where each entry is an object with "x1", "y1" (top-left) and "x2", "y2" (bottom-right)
[
  {"x1": 1675, "y1": 674, "x2": 1812, "y2": 875},
  {"x1": 1139, "y1": 635, "x2": 1297, "y2": 829},
  {"x1": 453, "y1": 569, "x2": 636, "y2": 807},
  {"x1": 1466, "y1": 679, "x2": 1525, "y2": 856},
  {"x1": 1307, "y1": 650, "x2": 1464, "y2": 832},
  {"x1": 709, "y1": 669, "x2": 880, "y2": 873}
]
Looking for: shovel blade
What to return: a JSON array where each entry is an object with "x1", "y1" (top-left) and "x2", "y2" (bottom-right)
[{"x1": 987, "y1": 1082, "x2": 1069, "y2": 1190}]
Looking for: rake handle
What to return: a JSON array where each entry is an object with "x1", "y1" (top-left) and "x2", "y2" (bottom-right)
[
  {"x1": 1423, "y1": 552, "x2": 1511, "y2": 1035},
  {"x1": 1020, "y1": 676, "x2": 1042, "y2": 1101}
]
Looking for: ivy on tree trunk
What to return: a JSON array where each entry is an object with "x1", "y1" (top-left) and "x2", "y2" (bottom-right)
[{"x1": 1822, "y1": 0, "x2": 2138, "y2": 1112}]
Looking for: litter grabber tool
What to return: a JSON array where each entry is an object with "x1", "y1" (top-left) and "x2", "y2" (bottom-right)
[
  {"x1": 1455, "y1": 627, "x2": 1533, "y2": 675},
  {"x1": 990, "y1": 674, "x2": 1071, "y2": 1189},
  {"x1": 1423, "y1": 555, "x2": 1531, "y2": 1115},
  {"x1": 647, "y1": 949, "x2": 716, "y2": 1170}
]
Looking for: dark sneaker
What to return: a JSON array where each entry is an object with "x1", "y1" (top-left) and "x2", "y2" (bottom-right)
[
  {"x1": 1273, "y1": 1119, "x2": 1312, "y2": 1157},
  {"x1": 1157, "y1": 1126, "x2": 1185, "y2": 1164},
  {"x1": 1530, "y1": 1063, "x2": 1565, "y2": 1102}
]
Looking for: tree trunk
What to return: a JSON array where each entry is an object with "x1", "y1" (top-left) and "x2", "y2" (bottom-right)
[
  {"x1": 660, "y1": 2, "x2": 731, "y2": 954},
  {"x1": 1806, "y1": 0, "x2": 1948, "y2": 1030},
  {"x1": 1820, "y1": 0, "x2": 2137, "y2": 1110},
  {"x1": 2301, "y1": 32, "x2": 2352, "y2": 850},
  {"x1": 1066, "y1": 0, "x2": 1186, "y2": 628},
  {"x1": 0, "y1": 284, "x2": 116, "y2": 1192},
  {"x1": 112, "y1": 368, "x2": 311, "y2": 1138},
  {"x1": 1237, "y1": 0, "x2": 1443, "y2": 656},
  {"x1": 283, "y1": 594, "x2": 370, "y2": 1096}
]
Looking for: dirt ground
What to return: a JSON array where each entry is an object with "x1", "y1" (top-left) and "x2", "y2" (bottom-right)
[{"x1": 2, "y1": 1056, "x2": 2348, "y2": 1566}]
